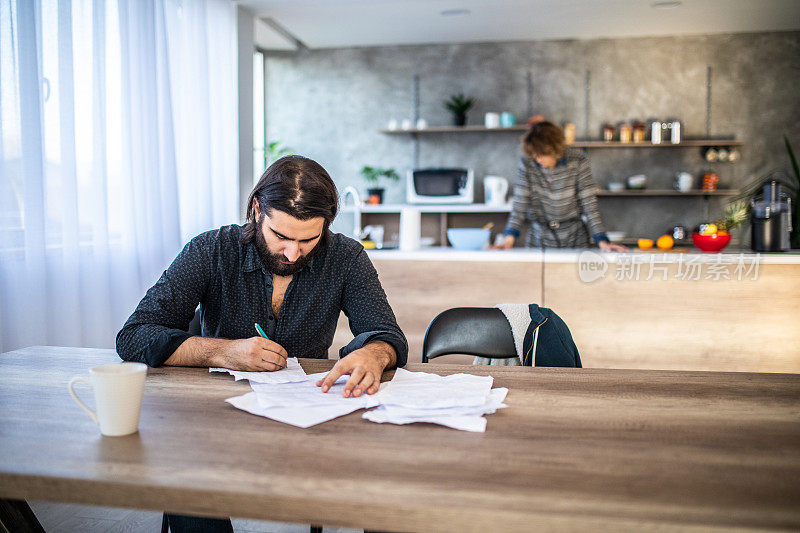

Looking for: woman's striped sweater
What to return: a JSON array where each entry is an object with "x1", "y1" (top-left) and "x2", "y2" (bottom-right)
[{"x1": 504, "y1": 148, "x2": 608, "y2": 248}]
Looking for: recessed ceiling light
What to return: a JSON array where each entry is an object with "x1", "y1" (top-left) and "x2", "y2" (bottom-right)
[
  {"x1": 440, "y1": 8, "x2": 471, "y2": 16},
  {"x1": 651, "y1": 0, "x2": 682, "y2": 7}
]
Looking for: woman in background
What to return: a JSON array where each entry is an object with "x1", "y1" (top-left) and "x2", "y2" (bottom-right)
[{"x1": 495, "y1": 120, "x2": 627, "y2": 251}]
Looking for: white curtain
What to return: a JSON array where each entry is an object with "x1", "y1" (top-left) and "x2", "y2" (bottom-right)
[{"x1": 0, "y1": 0, "x2": 238, "y2": 352}]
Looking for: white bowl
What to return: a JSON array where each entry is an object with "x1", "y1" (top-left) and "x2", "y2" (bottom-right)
[
  {"x1": 606, "y1": 231, "x2": 626, "y2": 242},
  {"x1": 446, "y1": 228, "x2": 491, "y2": 250}
]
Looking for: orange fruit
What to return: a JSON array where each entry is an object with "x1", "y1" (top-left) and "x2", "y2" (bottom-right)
[
  {"x1": 638, "y1": 238, "x2": 654, "y2": 249},
  {"x1": 656, "y1": 235, "x2": 674, "y2": 250},
  {"x1": 718, "y1": 230, "x2": 729, "y2": 236}
]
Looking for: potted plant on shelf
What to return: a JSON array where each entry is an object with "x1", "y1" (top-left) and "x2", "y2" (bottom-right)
[
  {"x1": 255, "y1": 140, "x2": 293, "y2": 172},
  {"x1": 444, "y1": 93, "x2": 474, "y2": 127},
  {"x1": 360, "y1": 166, "x2": 400, "y2": 204}
]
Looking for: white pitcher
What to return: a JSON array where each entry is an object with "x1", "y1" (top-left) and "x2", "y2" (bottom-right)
[{"x1": 483, "y1": 176, "x2": 509, "y2": 206}]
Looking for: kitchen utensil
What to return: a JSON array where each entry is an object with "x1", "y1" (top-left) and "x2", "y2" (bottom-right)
[
  {"x1": 483, "y1": 176, "x2": 509, "y2": 205},
  {"x1": 608, "y1": 182, "x2": 625, "y2": 192},
  {"x1": 702, "y1": 171, "x2": 719, "y2": 192},
  {"x1": 692, "y1": 232, "x2": 731, "y2": 253},
  {"x1": 627, "y1": 174, "x2": 647, "y2": 190},
  {"x1": 619, "y1": 124, "x2": 632, "y2": 143},
  {"x1": 481, "y1": 222, "x2": 495, "y2": 231},
  {"x1": 669, "y1": 225, "x2": 687, "y2": 241},
  {"x1": 632, "y1": 122, "x2": 646, "y2": 142},
  {"x1": 415, "y1": 118, "x2": 428, "y2": 130},
  {"x1": 69, "y1": 362, "x2": 147, "y2": 436},
  {"x1": 751, "y1": 181, "x2": 792, "y2": 252},
  {"x1": 650, "y1": 121, "x2": 662, "y2": 144},
  {"x1": 484, "y1": 113, "x2": 500, "y2": 128},
  {"x1": 675, "y1": 172, "x2": 694, "y2": 192},
  {"x1": 500, "y1": 112, "x2": 516, "y2": 127},
  {"x1": 670, "y1": 120, "x2": 681, "y2": 144},
  {"x1": 563, "y1": 123, "x2": 576, "y2": 144},
  {"x1": 447, "y1": 228, "x2": 491, "y2": 250},
  {"x1": 400, "y1": 208, "x2": 421, "y2": 251},
  {"x1": 606, "y1": 231, "x2": 626, "y2": 242}
]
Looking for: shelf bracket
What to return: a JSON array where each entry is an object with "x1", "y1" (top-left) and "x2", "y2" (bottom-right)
[
  {"x1": 584, "y1": 69, "x2": 591, "y2": 139},
  {"x1": 526, "y1": 71, "x2": 533, "y2": 119},
  {"x1": 705, "y1": 66, "x2": 712, "y2": 138},
  {"x1": 413, "y1": 74, "x2": 420, "y2": 168}
]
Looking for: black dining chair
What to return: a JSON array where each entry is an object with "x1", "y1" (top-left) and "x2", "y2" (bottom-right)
[{"x1": 422, "y1": 307, "x2": 517, "y2": 363}]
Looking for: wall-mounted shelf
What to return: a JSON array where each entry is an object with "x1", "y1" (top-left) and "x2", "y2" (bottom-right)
[
  {"x1": 596, "y1": 189, "x2": 740, "y2": 197},
  {"x1": 379, "y1": 125, "x2": 528, "y2": 134},
  {"x1": 341, "y1": 203, "x2": 512, "y2": 214},
  {"x1": 379, "y1": 126, "x2": 743, "y2": 148},
  {"x1": 571, "y1": 139, "x2": 743, "y2": 148}
]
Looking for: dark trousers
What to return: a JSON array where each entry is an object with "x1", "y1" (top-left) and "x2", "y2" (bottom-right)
[{"x1": 165, "y1": 513, "x2": 233, "y2": 533}]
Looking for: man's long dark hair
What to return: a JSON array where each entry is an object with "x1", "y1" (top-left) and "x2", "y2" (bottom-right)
[{"x1": 241, "y1": 155, "x2": 339, "y2": 245}]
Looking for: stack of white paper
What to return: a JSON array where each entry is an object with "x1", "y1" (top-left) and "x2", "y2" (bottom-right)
[
  {"x1": 210, "y1": 357, "x2": 307, "y2": 384},
  {"x1": 363, "y1": 368, "x2": 508, "y2": 432},
  {"x1": 222, "y1": 366, "x2": 508, "y2": 432}
]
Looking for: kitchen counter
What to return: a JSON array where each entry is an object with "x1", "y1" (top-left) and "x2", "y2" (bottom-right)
[
  {"x1": 367, "y1": 246, "x2": 800, "y2": 264},
  {"x1": 343, "y1": 246, "x2": 800, "y2": 373}
]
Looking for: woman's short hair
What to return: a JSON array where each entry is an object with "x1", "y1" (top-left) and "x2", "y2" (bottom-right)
[
  {"x1": 521, "y1": 121, "x2": 566, "y2": 160},
  {"x1": 241, "y1": 155, "x2": 339, "y2": 245}
]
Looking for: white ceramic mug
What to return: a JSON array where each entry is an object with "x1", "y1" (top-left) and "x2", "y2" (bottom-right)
[
  {"x1": 69, "y1": 362, "x2": 147, "y2": 436},
  {"x1": 484, "y1": 112, "x2": 500, "y2": 128}
]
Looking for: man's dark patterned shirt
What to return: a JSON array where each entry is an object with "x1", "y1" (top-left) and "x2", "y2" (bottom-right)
[{"x1": 116, "y1": 224, "x2": 408, "y2": 367}]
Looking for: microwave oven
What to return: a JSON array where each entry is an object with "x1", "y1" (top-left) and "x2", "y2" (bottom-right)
[{"x1": 406, "y1": 168, "x2": 474, "y2": 204}]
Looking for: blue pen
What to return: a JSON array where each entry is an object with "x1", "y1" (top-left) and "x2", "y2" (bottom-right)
[{"x1": 254, "y1": 323, "x2": 269, "y2": 340}]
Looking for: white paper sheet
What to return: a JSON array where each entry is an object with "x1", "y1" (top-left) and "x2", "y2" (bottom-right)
[
  {"x1": 374, "y1": 368, "x2": 494, "y2": 409},
  {"x1": 225, "y1": 392, "x2": 364, "y2": 428},
  {"x1": 210, "y1": 357, "x2": 307, "y2": 384},
  {"x1": 250, "y1": 372, "x2": 381, "y2": 409}
]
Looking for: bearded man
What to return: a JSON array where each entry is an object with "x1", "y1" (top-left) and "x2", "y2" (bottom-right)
[{"x1": 117, "y1": 155, "x2": 407, "y2": 398}]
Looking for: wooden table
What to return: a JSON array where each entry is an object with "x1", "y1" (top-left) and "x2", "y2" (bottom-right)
[{"x1": 1, "y1": 346, "x2": 799, "y2": 531}]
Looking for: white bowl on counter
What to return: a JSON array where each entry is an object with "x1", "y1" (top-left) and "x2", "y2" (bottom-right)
[
  {"x1": 446, "y1": 228, "x2": 491, "y2": 250},
  {"x1": 606, "y1": 231, "x2": 627, "y2": 243}
]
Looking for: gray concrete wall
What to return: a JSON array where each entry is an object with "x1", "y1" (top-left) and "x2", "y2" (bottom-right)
[{"x1": 264, "y1": 31, "x2": 800, "y2": 242}]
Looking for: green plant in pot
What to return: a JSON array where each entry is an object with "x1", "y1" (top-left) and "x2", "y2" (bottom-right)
[
  {"x1": 444, "y1": 93, "x2": 474, "y2": 127},
  {"x1": 360, "y1": 166, "x2": 400, "y2": 204}
]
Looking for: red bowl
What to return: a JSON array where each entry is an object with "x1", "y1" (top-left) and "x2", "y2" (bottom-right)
[{"x1": 691, "y1": 232, "x2": 731, "y2": 252}]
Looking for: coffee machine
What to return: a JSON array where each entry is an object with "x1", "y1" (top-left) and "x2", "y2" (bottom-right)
[{"x1": 751, "y1": 181, "x2": 792, "y2": 252}]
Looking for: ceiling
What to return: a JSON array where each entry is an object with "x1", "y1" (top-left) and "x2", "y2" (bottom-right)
[{"x1": 237, "y1": 0, "x2": 800, "y2": 50}]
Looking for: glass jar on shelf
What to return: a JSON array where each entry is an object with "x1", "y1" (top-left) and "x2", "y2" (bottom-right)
[
  {"x1": 632, "y1": 122, "x2": 646, "y2": 143},
  {"x1": 619, "y1": 124, "x2": 632, "y2": 143},
  {"x1": 602, "y1": 124, "x2": 615, "y2": 142}
]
